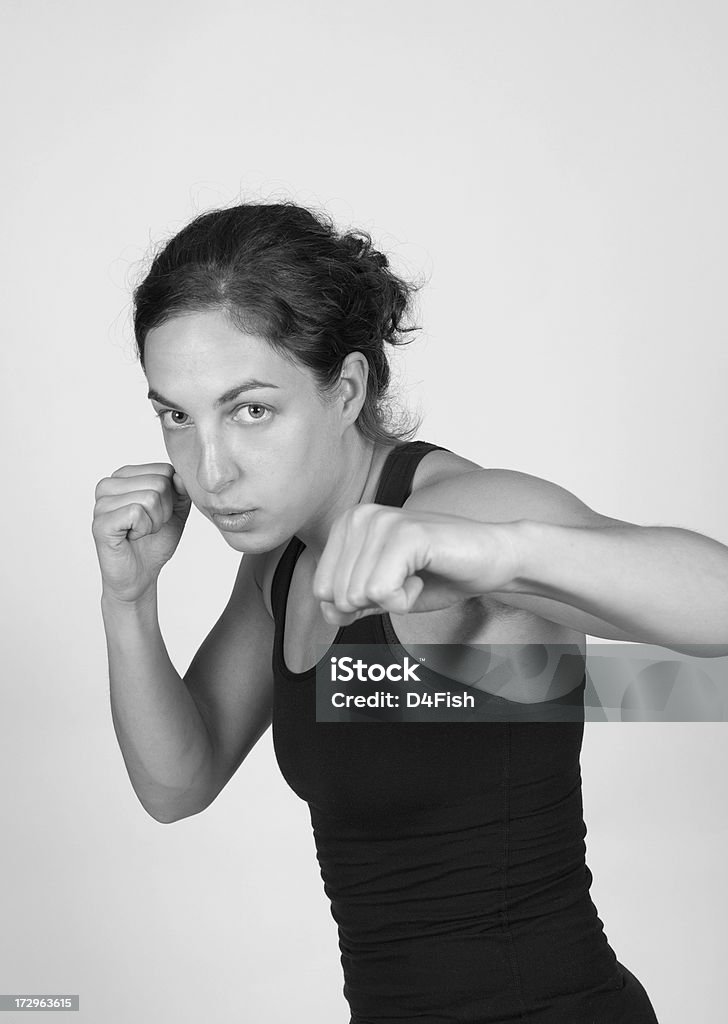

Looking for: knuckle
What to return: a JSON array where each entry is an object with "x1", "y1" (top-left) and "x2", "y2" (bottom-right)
[
  {"x1": 334, "y1": 582, "x2": 356, "y2": 609},
  {"x1": 366, "y1": 581, "x2": 391, "y2": 604},
  {"x1": 349, "y1": 504, "x2": 373, "y2": 527},
  {"x1": 148, "y1": 474, "x2": 167, "y2": 492},
  {"x1": 312, "y1": 573, "x2": 332, "y2": 601},
  {"x1": 346, "y1": 585, "x2": 368, "y2": 606},
  {"x1": 94, "y1": 477, "x2": 110, "y2": 500},
  {"x1": 372, "y1": 507, "x2": 398, "y2": 529}
]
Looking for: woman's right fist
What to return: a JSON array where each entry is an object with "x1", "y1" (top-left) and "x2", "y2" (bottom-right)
[{"x1": 92, "y1": 463, "x2": 192, "y2": 603}]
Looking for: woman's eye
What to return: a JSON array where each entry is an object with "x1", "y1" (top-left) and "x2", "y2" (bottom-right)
[
  {"x1": 235, "y1": 404, "x2": 272, "y2": 423},
  {"x1": 156, "y1": 409, "x2": 189, "y2": 429}
]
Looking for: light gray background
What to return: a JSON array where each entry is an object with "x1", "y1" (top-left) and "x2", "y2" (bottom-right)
[{"x1": 1, "y1": 1, "x2": 726, "y2": 1022}]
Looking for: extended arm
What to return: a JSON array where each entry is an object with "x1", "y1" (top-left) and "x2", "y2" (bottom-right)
[
  {"x1": 494, "y1": 520, "x2": 728, "y2": 656},
  {"x1": 408, "y1": 469, "x2": 728, "y2": 657}
]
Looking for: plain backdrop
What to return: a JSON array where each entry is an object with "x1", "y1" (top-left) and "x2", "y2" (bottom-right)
[{"x1": 1, "y1": 1, "x2": 726, "y2": 1022}]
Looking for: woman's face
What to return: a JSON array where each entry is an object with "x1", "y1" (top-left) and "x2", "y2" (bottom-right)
[{"x1": 143, "y1": 308, "x2": 352, "y2": 553}]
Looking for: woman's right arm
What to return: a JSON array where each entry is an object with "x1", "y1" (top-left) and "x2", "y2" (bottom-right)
[{"x1": 94, "y1": 463, "x2": 275, "y2": 824}]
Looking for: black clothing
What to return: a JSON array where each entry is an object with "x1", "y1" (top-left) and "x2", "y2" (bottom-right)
[{"x1": 271, "y1": 441, "x2": 660, "y2": 1023}]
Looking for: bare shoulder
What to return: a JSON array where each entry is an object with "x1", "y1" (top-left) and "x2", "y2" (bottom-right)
[
  {"x1": 407, "y1": 456, "x2": 628, "y2": 529},
  {"x1": 407, "y1": 446, "x2": 483, "y2": 495}
]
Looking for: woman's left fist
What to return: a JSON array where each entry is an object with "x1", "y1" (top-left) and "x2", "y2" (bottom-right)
[{"x1": 311, "y1": 503, "x2": 521, "y2": 626}]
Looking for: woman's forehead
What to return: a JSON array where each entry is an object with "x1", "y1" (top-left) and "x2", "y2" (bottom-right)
[{"x1": 144, "y1": 310, "x2": 305, "y2": 390}]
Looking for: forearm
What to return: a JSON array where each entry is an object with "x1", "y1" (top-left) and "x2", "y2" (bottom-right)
[
  {"x1": 101, "y1": 588, "x2": 216, "y2": 822},
  {"x1": 505, "y1": 521, "x2": 728, "y2": 650}
]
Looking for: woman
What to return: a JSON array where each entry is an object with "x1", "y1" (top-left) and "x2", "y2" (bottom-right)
[{"x1": 92, "y1": 202, "x2": 728, "y2": 1023}]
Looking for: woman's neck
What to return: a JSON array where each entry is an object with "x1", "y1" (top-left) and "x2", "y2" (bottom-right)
[{"x1": 296, "y1": 436, "x2": 397, "y2": 562}]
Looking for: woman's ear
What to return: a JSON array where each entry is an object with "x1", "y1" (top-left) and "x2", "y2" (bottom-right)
[{"x1": 337, "y1": 352, "x2": 369, "y2": 426}]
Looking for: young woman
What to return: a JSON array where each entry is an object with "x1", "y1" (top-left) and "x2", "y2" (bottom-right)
[{"x1": 92, "y1": 202, "x2": 728, "y2": 1023}]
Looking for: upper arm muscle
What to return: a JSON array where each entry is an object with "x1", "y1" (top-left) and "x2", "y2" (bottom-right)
[{"x1": 183, "y1": 551, "x2": 275, "y2": 803}]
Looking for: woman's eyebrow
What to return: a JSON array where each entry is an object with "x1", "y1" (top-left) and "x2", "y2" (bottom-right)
[{"x1": 147, "y1": 380, "x2": 281, "y2": 408}]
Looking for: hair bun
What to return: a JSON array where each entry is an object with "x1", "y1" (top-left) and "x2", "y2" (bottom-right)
[
  {"x1": 342, "y1": 231, "x2": 389, "y2": 269},
  {"x1": 370, "y1": 249, "x2": 389, "y2": 269}
]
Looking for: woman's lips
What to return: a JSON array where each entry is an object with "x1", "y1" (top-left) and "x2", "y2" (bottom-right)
[{"x1": 211, "y1": 509, "x2": 257, "y2": 531}]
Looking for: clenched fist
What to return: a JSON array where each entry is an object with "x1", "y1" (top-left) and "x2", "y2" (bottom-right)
[
  {"x1": 92, "y1": 463, "x2": 192, "y2": 603},
  {"x1": 312, "y1": 503, "x2": 521, "y2": 626}
]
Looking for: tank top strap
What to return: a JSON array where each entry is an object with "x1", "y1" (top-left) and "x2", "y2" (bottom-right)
[
  {"x1": 372, "y1": 440, "x2": 452, "y2": 509},
  {"x1": 269, "y1": 536, "x2": 305, "y2": 626}
]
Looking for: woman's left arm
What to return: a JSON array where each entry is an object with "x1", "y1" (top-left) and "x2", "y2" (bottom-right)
[{"x1": 408, "y1": 469, "x2": 728, "y2": 657}]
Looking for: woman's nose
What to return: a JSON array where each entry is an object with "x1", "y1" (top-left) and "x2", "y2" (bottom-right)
[{"x1": 195, "y1": 437, "x2": 240, "y2": 494}]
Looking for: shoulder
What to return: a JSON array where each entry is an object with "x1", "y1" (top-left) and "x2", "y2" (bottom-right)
[
  {"x1": 406, "y1": 458, "x2": 628, "y2": 529},
  {"x1": 408, "y1": 445, "x2": 483, "y2": 492}
]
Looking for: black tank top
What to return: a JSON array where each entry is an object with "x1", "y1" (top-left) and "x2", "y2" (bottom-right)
[{"x1": 270, "y1": 441, "x2": 659, "y2": 1024}]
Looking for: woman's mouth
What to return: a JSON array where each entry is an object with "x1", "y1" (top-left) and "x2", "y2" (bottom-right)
[{"x1": 210, "y1": 509, "x2": 257, "y2": 531}]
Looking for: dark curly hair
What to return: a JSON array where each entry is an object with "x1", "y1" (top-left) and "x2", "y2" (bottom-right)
[{"x1": 133, "y1": 202, "x2": 422, "y2": 445}]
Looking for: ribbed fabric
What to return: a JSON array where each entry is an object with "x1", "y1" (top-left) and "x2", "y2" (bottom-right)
[{"x1": 271, "y1": 441, "x2": 659, "y2": 1023}]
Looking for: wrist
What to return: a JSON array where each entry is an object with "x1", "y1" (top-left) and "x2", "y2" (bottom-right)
[
  {"x1": 101, "y1": 586, "x2": 158, "y2": 622},
  {"x1": 490, "y1": 519, "x2": 540, "y2": 594}
]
